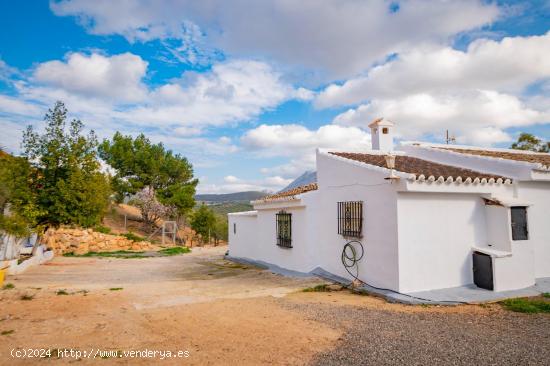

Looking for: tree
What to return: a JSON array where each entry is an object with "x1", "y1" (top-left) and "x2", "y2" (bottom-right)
[
  {"x1": 212, "y1": 214, "x2": 228, "y2": 245},
  {"x1": 133, "y1": 187, "x2": 174, "y2": 229},
  {"x1": 510, "y1": 133, "x2": 549, "y2": 153},
  {"x1": 189, "y1": 205, "x2": 216, "y2": 243},
  {"x1": 21, "y1": 101, "x2": 111, "y2": 227},
  {"x1": 0, "y1": 152, "x2": 41, "y2": 237},
  {"x1": 99, "y1": 132, "x2": 198, "y2": 221}
]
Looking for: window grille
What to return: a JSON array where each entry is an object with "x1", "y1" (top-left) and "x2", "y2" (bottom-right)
[
  {"x1": 511, "y1": 206, "x2": 528, "y2": 241},
  {"x1": 338, "y1": 201, "x2": 363, "y2": 237},
  {"x1": 276, "y1": 211, "x2": 292, "y2": 248}
]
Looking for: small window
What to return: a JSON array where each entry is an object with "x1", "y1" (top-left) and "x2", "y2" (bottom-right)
[
  {"x1": 382, "y1": 127, "x2": 389, "y2": 134},
  {"x1": 276, "y1": 211, "x2": 292, "y2": 248},
  {"x1": 338, "y1": 201, "x2": 363, "y2": 237},
  {"x1": 511, "y1": 207, "x2": 528, "y2": 241},
  {"x1": 233, "y1": 223, "x2": 236, "y2": 234}
]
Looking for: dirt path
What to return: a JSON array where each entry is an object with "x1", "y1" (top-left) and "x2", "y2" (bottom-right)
[{"x1": 1, "y1": 247, "x2": 549, "y2": 365}]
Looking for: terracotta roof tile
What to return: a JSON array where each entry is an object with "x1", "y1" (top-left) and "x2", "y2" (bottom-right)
[
  {"x1": 438, "y1": 147, "x2": 550, "y2": 168},
  {"x1": 330, "y1": 152, "x2": 510, "y2": 182},
  {"x1": 261, "y1": 183, "x2": 318, "y2": 201}
]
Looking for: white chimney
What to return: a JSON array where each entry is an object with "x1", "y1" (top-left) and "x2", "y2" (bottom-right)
[{"x1": 368, "y1": 118, "x2": 394, "y2": 151}]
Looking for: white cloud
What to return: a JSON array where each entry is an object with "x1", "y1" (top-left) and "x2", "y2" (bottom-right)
[
  {"x1": 123, "y1": 59, "x2": 300, "y2": 127},
  {"x1": 3, "y1": 55, "x2": 305, "y2": 137},
  {"x1": 34, "y1": 52, "x2": 148, "y2": 103},
  {"x1": 197, "y1": 175, "x2": 292, "y2": 194},
  {"x1": 51, "y1": 0, "x2": 500, "y2": 79},
  {"x1": 223, "y1": 175, "x2": 241, "y2": 184},
  {"x1": 0, "y1": 94, "x2": 43, "y2": 116},
  {"x1": 241, "y1": 124, "x2": 371, "y2": 156},
  {"x1": 332, "y1": 91, "x2": 547, "y2": 146},
  {"x1": 241, "y1": 123, "x2": 372, "y2": 178},
  {"x1": 316, "y1": 32, "x2": 550, "y2": 108}
]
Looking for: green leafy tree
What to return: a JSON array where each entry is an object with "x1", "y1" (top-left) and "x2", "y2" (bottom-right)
[
  {"x1": 212, "y1": 214, "x2": 228, "y2": 245},
  {"x1": 0, "y1": 152, "x2": 42, "y2": 237},
  {"x1": 189, "y1": 204, "x2": 216, "y2": 243},
  {"x1": 98, "y1": 132, "x2": 198, "y2": 220},
  {"x1": 511, "y1": 133, "x2": 549, "y2": 153},
  {"x1": 21, "y1": 101, "x2": 111, "y2": 228}
]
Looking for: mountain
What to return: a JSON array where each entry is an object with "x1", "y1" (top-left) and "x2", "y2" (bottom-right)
[
  {"x1": 195, "y1": 191, "x2": 268, "y2": 203},
  {"x1": 279, "y1": 171, "x2": 317, "y2": 192}
]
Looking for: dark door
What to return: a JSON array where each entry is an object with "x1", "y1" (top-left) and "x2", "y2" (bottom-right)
[{"x1": 473, "y1": 252, "x2": 493, "y2": 290}]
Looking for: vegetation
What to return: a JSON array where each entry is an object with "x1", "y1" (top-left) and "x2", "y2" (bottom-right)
[
  {"x1": 109, "y1": 287, "x2": 123, "y2": 291},
  {"x1": 1, "y1": 330, "x2": 15, "y2": 336},
  {"x1": 510, "y1": 133, "x2": 549, "y2": 153},
  {"x1": 93, "y1": 225, "x2": 112, "y2": 234},
  {"x1": 21, "y1": 101, "x2": 111, "y2": 228},
  {"x1": 20, "y1": 294, "x2": 34, "y2": 301},
  {"x1": 2, "y1": 283, "x2": 14, "y2": 290},
  {"x1": 0, "y1": 151, "x2": 41, "y2": 237},
  {"x1": 543, "y1": 293, "x2": 550, "y2": 298},
  {"x1": 63, "y1": 247, "x2": 190, "y2": 258},
  {"x1": 56, "y1": 289, "x2": 69, "y2": 296},
  {"x1": 121, "y1": 232, "x2": 145, "y2": 242},
  {"x1": 99, "y1": 132, "x2": 198, "y2": 229},
  {"x1": 501, "y1": 297, "x2": 550, "y2": 313},
  {"x1": 302, "y1": 284, "x2": 331, "y2": 292},
  {"x1": 190, "y1": 204, "x2": 216, "y2": 242},
  {"x1": 158, "y1": 246, "x2": 191, "y2": 256},
  {"x1": 208, "y1": 202, "x2": 253, "y2": 216},
  {"x1": 63, "y1": 250, "x2": 146, "y2": 259}
]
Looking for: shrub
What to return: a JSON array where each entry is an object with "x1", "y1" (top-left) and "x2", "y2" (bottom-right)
[
  {"x1": 122, "y1": 232, "x2": 144, "y2": 242},
  {"x1": 94, "y1": 225, "x2": 111, "y2": 234}
]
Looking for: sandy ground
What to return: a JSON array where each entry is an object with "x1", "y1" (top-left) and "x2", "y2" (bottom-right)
[{"x1": 1, "y1": 247, "x2": 549, "y2": 365}]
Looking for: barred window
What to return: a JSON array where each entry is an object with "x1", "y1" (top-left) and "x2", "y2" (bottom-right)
[
  {"x1": 276, "y1": 211, "x2": 292, "y2": 248},
  {"x1": 338, "y1": 201, "x2": 363, "y2": 237}
]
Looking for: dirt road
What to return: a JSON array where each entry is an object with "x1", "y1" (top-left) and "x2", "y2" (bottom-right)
[{"x1": 1, "y1": 247, "x2": 549, "y2": 365}]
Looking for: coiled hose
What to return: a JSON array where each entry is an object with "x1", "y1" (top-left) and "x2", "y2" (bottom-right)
[
  {"x1": 340, "y1": 240, "x2": 467, "y2": 304},
  {"x1": 341, "y1": 240, "x2": 364, "y2": 281}
]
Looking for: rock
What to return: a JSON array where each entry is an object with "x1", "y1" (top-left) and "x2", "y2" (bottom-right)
[{"x1": 326, "y1": 284, "x2": 344, "y2": 291}]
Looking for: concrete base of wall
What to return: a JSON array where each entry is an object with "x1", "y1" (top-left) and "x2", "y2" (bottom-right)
[{"x1": 226, "y1": 256, "x2": 550, "y2": 306}]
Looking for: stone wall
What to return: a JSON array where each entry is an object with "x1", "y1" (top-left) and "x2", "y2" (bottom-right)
[{"x1": 43, "y1": 227, "x2": 157, "y2": 255}]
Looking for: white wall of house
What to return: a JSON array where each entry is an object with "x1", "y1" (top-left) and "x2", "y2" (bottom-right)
[
  {"x1": 227, "y1": 211, "x2": 259, "y2": 260},
  {"x1": 516, "y1": 181, "x2": 550, "y2": 278},
  {"x1": 315, "y1": 151, "x2": 400, "y2": 291},
  {"x1": 228, "y1": 145, "x2": 549, "y2": 294},
  {"x1": 229, "y1": 194, "x2": 320, "y2": 273},
  {"x1": 396, "y1": 193, "x2": 487, "y2": 293}
]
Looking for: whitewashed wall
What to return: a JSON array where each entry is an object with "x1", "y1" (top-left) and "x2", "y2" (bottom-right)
[
  {"x1": 397, "y1": 193, "x2": 487, "y2": 292},
  {"x1": 516, "y1": 182, "x2": 550, "y2": 278},
  {"x1": 315, "y1": 151, "x2": 400, "y2": 290},
  {"x1": 227, "y1": 212, "x2": 259, "y2": 260}
]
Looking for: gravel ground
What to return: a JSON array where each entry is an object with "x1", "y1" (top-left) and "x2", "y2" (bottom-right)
[{"x1": 280, "y1": 298, "x2": 550, "y2": 366}]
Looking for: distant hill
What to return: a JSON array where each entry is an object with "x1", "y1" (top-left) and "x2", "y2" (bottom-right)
[
  {"x1": 280, "y1": 171, "x2": 317, "y2": 192},
  {"x1": 195, "y1": 191, "x2": 268, "y2": 203},
  {"x1": 208, "y1": 202, "x2": 254, "y2": 216}
]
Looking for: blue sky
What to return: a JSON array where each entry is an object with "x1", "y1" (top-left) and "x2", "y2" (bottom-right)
[{"x1": 0, "y1": 1, "x2": 549, "y2": 193}]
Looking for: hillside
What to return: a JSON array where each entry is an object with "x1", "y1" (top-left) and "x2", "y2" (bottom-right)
[
  {"x1": 280, "y1": 171, "x2": 317, "y2": 192},
  {"x1": 196, "y1": 191, "x2": 268, "y2": 203}
]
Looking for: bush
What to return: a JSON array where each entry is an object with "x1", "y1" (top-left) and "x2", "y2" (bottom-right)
[
  {"x1": 94, "y1": 225, "x2": 111, "y2": 234},
  {"x1": 122, "y1": 232, "x2": 145, "y2": 242}
]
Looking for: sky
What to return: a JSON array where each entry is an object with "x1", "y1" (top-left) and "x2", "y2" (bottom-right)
[{"x1": 0, "y1": 0, "x2": 549, "y2": 194}]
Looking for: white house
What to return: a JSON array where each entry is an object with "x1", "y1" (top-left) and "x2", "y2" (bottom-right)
[{"x1": 228, "y1": 119, "x2": 550, "y2": 294}]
